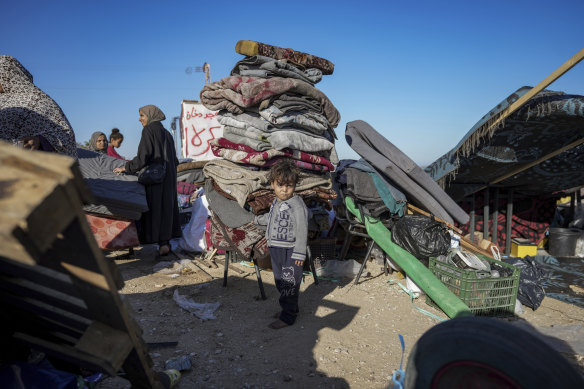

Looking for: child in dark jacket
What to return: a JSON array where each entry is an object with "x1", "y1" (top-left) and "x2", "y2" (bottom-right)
[{"x1": 254, "y1": 160, "x2": 309, "y2": 329}]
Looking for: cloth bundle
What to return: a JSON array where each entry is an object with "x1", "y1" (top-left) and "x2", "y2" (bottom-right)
[{"x1": 235, "y1": 40, "x2": 335, "y2": 75}]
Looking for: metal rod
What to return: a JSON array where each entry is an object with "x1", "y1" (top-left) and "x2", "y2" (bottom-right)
[
  {"x1": 470, "y1": 194, "x2": 476, "y2": 238},
  {"x1": 483, "y1": 187, "x2": 490, "y2": 241},
  {"x1": 505, "y1": 190, "x2": 514, "y2": 257},
  {"x1": 492, "y1": 188, "x2": 499, "y2": 246}
]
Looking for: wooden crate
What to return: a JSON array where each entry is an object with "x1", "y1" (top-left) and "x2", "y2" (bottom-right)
[{"x1": 0, "y1": 142, "x2": 163, "y2": 388}]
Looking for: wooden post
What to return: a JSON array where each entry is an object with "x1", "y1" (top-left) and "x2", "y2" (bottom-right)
[{"x1": 492, "y1": 188, "x2": 499, "y2": 246}]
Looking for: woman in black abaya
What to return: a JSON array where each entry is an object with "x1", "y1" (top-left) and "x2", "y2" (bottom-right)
[{"x1": 114, "y1": 105, "x2": 181, "y2": 256}]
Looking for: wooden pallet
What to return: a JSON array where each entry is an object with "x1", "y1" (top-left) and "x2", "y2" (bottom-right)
[{"x1": 0, "y1": 142, "x2": 163, "y2": 388}]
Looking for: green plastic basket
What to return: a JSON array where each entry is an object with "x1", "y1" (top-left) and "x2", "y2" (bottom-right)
[{"x1": 427, "y1": 255, "x2": 520, "y2": 316}]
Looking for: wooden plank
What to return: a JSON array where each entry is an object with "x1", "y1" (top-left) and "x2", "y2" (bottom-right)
[
  {"x1": 488, "y1": 137, "x2": 584, "y2": 187},
  {"x1": 0, "y1": 274, "x2": 89, "y2": 317},
  {"x1": 0, "y1": 259, "x2": 78, "y2": 296},
  {"x1": 474, "y1": 48, "x2": 584, "y2": 144},
  {"x1": 5, "y1": 311, "x2": 80, "y2": 347},
  {"x1": 5, "y1": 305, "x2": 85, "y2": 340},
  {"x1": 0, "y1": 290, "x2": 91, "y2": 331},
  {"x1": 1, "y1": 169, "x2": 75, "y2": 262},
  {"x1": 13, "y1": 332, "x2": 120, "y2": 376},
  {"x1": 75, "y1": 321, "x2": 134, "y2": 374},
  {"x1": 407, "y1": 203, "x2": 463, "y2": 234},
  {"x1": 1, "y1": 144, "x2": 161, "y2": 388},
  {"x1": 460, "y1": 237, "x2": 495, "y2": 259}
]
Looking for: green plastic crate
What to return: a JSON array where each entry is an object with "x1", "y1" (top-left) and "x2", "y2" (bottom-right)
[{"x1": 427, "y1": 255, "x2": 520, "y2": 316}]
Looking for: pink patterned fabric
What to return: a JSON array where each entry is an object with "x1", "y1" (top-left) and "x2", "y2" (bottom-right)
[
  {"x1": 177, "y1": 181, "x2": 198, "y2": 195},
  {"x1": 208, "y1": 212, "x2": 270, "y2": 267},
  {"x1": 211, "y1": 138, "x2": 335, "y2": 171},
  {"x1": 85, "y1": 213, "x2": 139, "y2": 250}
]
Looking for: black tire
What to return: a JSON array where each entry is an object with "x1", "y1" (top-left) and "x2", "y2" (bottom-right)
[{"x1": 404, "y1": 316, "x2": 584, "y2": 388}]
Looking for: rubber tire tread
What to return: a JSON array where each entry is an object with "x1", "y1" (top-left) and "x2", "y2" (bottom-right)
[{"x1": 404, "y1": 316, "x2": 584, "y2": 388}]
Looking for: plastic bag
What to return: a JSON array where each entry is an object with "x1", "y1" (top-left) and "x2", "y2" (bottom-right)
[
  {"x1": 391, "y1": 215, "x2": 451, "y2": 263},
  {"x1": 503, "y1": 256, "x2": 548, "y2": 310},
  {"x1": 170, "y1": 195, "x2": 209, "y2": 253},
  {"x1": 173, "y1": 289, "x2": 220, "y2": 320}
]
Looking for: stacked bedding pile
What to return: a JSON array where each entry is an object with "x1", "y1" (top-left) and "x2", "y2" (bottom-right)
[{"x1": 199, "y1": 40, "x2": 339, "y2": 264}]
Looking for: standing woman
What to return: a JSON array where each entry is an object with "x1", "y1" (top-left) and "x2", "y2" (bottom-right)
[
  {"x1": 107, "y1": 128, "x2": 126, "y2": 160},
  {"x1": 88, "y1": 131, "x2": 108, "y2": 154},
  {"x1": 113, "y1": 105, "x2": 181, "y2": 256}
]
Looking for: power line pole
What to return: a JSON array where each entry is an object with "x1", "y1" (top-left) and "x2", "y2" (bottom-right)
[{"x1": 185, "y1": 62, "x2": 211, "y2": 85}]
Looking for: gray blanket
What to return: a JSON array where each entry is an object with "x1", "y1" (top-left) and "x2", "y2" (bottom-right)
[{"x1": 77, "y1": 148, "x2": 148, "y2": 220}]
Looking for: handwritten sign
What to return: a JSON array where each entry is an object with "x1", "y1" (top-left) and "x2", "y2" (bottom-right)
[{"x1": 180, "y1": 100, "x2": 223, "y2": 161}]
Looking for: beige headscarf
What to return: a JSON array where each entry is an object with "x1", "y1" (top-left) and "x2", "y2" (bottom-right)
[{"x1": 139, "y1": 105, "x2": 166, "y2": 126}]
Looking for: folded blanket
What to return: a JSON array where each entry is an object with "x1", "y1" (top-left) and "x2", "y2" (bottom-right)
[
  {"x1": 205, "y1": 179, "x2": 254, "y2": 228},
  {"x1": 235, "y1": 40, "x2": 334, "y2": 75},
  {"x1": 210, "y1": 138, "x2": 335, "y2": 171},
  {"x1": 203, "y1": 159, "x2": 332, "y2": 207},
  {"x1": 231, "y1": 55, "x2": 322, "y2": 84},
  {"x1": 220, "y1": 108, "x2": 328, "y2": 136},
  {"x1": 259, "y1": 104, "x2": 330, "y2": 135},
  {"x1": 221, "y1": 121, "x2": 335, "y2": 154},
  {"x1": 222, "y1": 127, "x2": 272, "y2": 151},
  {"x1": 247, "y1": 187, "x2": 337, "y2": 215},
  {"x1": 200, "y1": 76, "x2": 340, "y2": 128}
]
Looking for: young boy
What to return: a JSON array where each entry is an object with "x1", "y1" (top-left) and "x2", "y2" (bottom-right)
[{"x1": 254, "y1": 160, "x2": 309, "y2": 330}]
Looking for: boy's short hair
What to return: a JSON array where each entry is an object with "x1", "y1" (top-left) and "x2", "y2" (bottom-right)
[{"x1": 268, "y1": 159, "x2": 299, "y2": 185}]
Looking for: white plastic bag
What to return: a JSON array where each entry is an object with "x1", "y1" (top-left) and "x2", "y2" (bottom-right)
[
  {"x1": 406, "y1": 275, "x2": 425, "y2": 298},
  {"x1": 171, "y1": 195, "x2": 209, "y2": 253},
  {"x1": 173, "y1": 289, "x2": 220, "y2": 320}
]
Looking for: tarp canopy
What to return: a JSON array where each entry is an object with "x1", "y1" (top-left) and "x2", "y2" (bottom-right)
[{"x1": 426, "y1": 87, "x2": 584, "y2": 201}]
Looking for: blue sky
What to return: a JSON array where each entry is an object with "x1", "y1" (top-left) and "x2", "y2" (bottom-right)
[{"x1": 3, "y1": 0, "x2": 583, "y2": 166}]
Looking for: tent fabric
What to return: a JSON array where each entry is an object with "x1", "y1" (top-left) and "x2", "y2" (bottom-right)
[{"x1": 426, "y1": 87, "x2": 584, "y2": 201}]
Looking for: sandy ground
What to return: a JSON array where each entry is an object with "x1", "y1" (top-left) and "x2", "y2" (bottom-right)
[{"x1": 97, "y1": 245, "x2": 584, "y2": 389}]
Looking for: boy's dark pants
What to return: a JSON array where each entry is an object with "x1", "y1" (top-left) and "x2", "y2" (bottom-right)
[{"x1": 269, "y1": 247, "x2": 303, "y2": 325}]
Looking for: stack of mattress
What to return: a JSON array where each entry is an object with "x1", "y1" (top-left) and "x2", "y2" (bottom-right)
[
  {"x1": 77, "y1": 148, "x2": 147, "y2": 249},
  {"x1": 199, "y1": 41, "x2": 340, "y2": 264}
]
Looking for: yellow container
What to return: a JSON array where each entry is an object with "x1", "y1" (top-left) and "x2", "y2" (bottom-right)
[{"x1": 511, "y1": 238, "x2": 537, "y2": 257}]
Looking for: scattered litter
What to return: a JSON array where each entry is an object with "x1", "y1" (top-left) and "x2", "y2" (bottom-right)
[
  {"x1": 165, "y1": 355, "x2": 193, "y2": 371},
  {"x1": 173, "y1": 289, "x2": 220, "y2": 320},
  {"x1": 154, "y1": 259, "x2": 197, "y2": 276},
  {"x1": 158, "y1": 369, "x2": 181, "y2": 388},
  {"x1": 514, "y1": 299, "x2": 525, "y2": 315},
  {"x1": 153, "y1": 261, "x2": 175, "y2": 273}
]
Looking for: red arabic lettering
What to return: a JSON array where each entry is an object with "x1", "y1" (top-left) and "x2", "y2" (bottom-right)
[
  {"x1": 185, "y1": 106, "x2": 218, "y2": 120},
  {"x1": 189, "y1": 125, "x2": 221, "y2": 157}
]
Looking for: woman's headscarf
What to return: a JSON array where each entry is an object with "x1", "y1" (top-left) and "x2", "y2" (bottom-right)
[
  {"x1": 139, "y1": 105, "x2": 166, "y2": 126},
  {"x1": 88, "y1": 131, "x2": 107, "y2": 153},
  {"x1": 0, "y1": 55, "x2": 77, "y2": 157}
]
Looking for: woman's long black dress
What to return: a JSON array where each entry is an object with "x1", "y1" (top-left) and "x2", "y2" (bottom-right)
[{"x1": 125, "y1": 121, "x2": 181, "y2": 244}]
